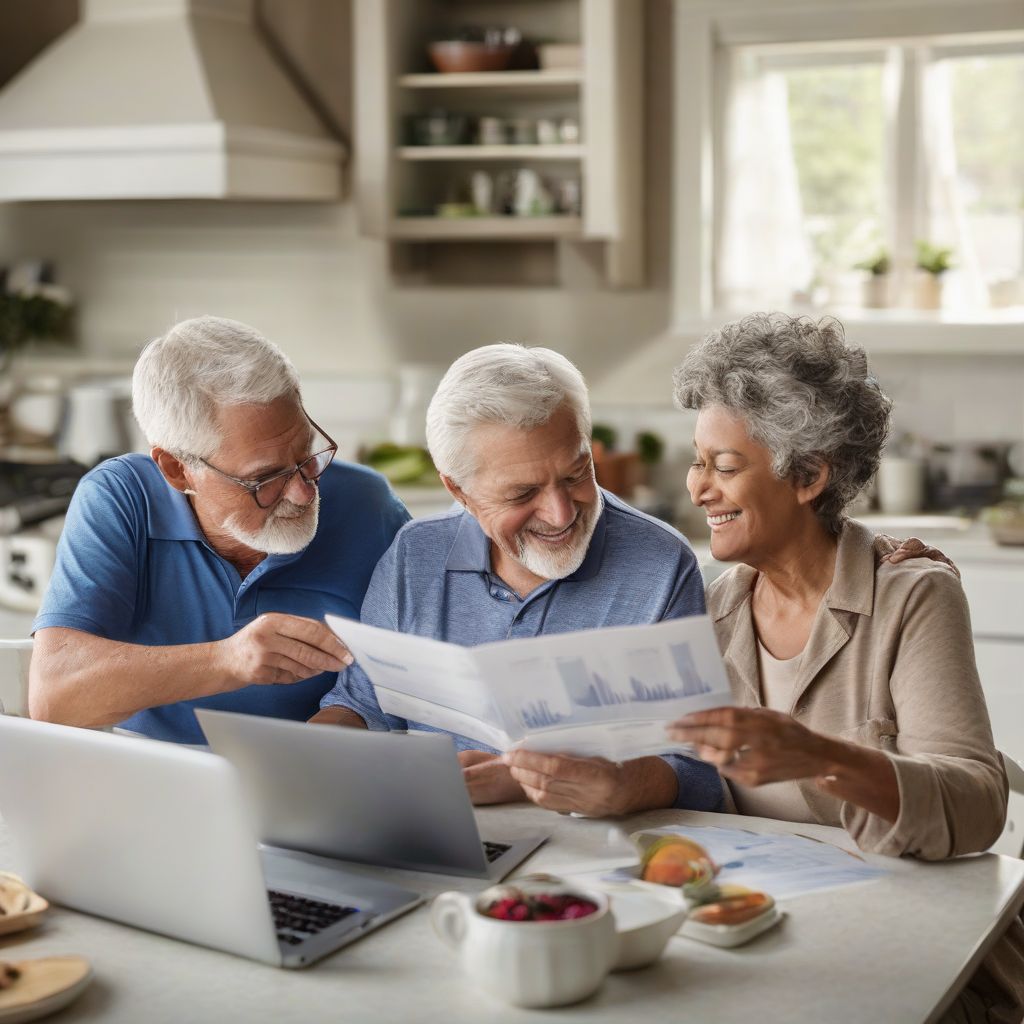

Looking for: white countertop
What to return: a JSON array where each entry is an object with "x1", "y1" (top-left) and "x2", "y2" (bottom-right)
[
  {"x1": 2, "y1": 803, "x2": 1022, "y2": 1024},
  {"x1": 690, "y1": 517, "x2": 1024, "y2": 582}
]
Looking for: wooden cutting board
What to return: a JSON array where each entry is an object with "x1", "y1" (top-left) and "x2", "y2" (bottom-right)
[
  {"x1": 0, "y1": 957, "x2": 93, "y2": 1023},
  {"x1": 0, "y1": 874, "x2": 48, "y2": 937}
]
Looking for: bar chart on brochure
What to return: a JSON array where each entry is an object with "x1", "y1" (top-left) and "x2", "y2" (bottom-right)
[{"x1": 324, "y1": 615, "x2": 733, "y2": 760}]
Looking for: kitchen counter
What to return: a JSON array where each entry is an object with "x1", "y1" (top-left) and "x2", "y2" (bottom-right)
[{"x1": 1, "y1": 804, "x2": 1022, "y2": 1024}]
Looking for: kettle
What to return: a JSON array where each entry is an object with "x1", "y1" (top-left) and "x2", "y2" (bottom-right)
[{"x1": 59, "y1": 379, "x2": 132, "y2": 468}]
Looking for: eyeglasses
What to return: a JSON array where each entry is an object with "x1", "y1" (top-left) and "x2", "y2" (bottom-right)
[{"x1": 196, "y1": 414, "x2": 338, "y2": 509}]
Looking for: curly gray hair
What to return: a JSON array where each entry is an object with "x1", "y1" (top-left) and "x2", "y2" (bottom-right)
[{"x1": 672, "y1": 313, "x2": 892, "y2": 535}]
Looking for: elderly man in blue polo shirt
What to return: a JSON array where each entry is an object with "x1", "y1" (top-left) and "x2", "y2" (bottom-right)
[
  {"x1": 30, "y1": 316, "x2": 408, "y2": 744},
  {"x1": 313, "y1": 344, "x2": 723, "y2": 816}
]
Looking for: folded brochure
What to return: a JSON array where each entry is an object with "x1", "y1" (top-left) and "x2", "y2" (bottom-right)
[{"x1": 325, "y1": 614, "x2": 731, "y2": 760}]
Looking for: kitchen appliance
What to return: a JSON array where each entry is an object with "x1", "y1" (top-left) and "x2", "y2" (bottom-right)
[
  {"x1": 0, "y1": 460, "x2": 85, "y2": 535},
  {"x1": 925, "y1": 442, "x2": 1010, "y2": 511},
  {"x1": 59, "y1": 380, "x2": 131, "y2": 468},
  {"x1": 876, "y1": 457, "x2": 925, "y2": 515},
  {"x1": 0, "y1": 0, "x2": 345, "y2": 201},
  {"x1": 0, "y1": 531, "x2": 57, "y2": 611}
]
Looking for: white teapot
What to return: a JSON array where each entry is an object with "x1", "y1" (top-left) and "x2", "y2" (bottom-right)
[{"x1": 431, "y1": 885, "x2": 618, "y2": 1008}]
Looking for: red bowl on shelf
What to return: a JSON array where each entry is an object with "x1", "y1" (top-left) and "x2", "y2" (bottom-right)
[{"x1": 427, "y1": 40, "x2": 515, "y2": 74}]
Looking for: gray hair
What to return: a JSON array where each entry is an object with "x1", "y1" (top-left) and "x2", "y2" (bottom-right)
[
  {"x1": 426, "y1": 343, "x2": 592, "y2": 486},
  {"x1": 672, "y1": 313, "x2": 892, "y2": 535},
  {"x1": 132, "y1": 316, "x2": 301, "y2": 459}
]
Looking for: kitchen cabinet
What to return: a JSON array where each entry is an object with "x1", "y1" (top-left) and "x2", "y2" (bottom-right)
[
  {"x1": 959, "y1": 558, "x2": 1024, "y2": 857},
  {"x1": 974, "y1": 639, "x2": 1024, "y2": 856},
  {"x1": 354, "y1": 0, "x2": 643, "y2": 286}
]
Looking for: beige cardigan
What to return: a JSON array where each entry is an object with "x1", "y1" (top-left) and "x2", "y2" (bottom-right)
[{"x1": 707, "y1": 519, "x2": 1024, "y2": 1021}]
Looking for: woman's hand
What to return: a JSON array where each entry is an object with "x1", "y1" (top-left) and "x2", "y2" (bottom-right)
[
  {"x1": 874, "y1": 534, "x2": 960, "y2": 579},
  {"x1": 666, "y1": 707, "x2": 834, "y2": 787},
  {"x1": 667, "y1": 707, "x2": 900, "y2": 823}
]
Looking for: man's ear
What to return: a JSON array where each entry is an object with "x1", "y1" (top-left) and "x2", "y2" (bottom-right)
[
  {"x1": 440, "y1": 473, "x2": 470, "y2": 510},
  {"x1": 796, "y1": 461, "x2": 830, "y2": 506},
  {"x1": 152, "y1": 447, "x2": 194, "y2": 494}
]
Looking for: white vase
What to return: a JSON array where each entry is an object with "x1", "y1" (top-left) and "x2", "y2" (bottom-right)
[{"x1": 390, "y1": 365, "x2": 443, "y2": 446}]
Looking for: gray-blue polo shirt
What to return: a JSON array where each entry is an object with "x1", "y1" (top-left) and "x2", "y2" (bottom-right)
[
  {"x1": 321, "y1": 490, "x2": 724, "y2": 811},
  {"x1": 34, "y1": 453, "x2": 409, "y2": 744}
]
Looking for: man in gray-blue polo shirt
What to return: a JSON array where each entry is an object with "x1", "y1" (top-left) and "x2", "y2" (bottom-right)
[
  {"x1": 314, "y1": 344, "x2": 723, "y2": 816},
  {"x1": 31, "y1": 317, "x2": 408, "y2": 744}
]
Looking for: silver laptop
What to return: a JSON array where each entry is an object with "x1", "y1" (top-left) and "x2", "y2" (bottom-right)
[
  {"x1": 0, "y1": 715, "x2": 422, "y2": 968},
  {"x1": 196, "y1": 708, "x2": 547, "y2": 880}
]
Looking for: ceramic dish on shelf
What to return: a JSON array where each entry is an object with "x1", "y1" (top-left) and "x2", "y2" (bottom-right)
[
  {"x1": 427, "y1": 41, "x2": 515, "y2": 74},
  {"x1": 0, "y1": 956, "x2": 93, "y2": 1023},
  {"x1": 0, "y1": 875, "x2": 48, "y2": 937}
]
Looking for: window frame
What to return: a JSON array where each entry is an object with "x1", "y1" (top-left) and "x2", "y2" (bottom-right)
[{"x1": 671, "y1": 0, "x2": 1024, "y2": 342}]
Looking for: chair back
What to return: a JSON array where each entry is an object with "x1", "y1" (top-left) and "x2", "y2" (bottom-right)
[
  {"x1": 994, "y1": 750, "x2": 1024, "y2": 858},
  {"x1": 0, "y1": 639, "x2": 33, "y2": 717},
  {"x1": 1003, "y1": 751, "x2": 1024, "y2": 796}
]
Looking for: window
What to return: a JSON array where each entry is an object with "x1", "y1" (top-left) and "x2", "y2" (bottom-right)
[
  {"x1": 714, "y1": 36, "x2": 1024, "y2": 314},
  {"x1": 937, "y1": 51, "x2": 1024, "y2": 294}
]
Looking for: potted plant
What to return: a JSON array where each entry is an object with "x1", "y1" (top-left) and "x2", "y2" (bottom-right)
[
  {"x1": 854, "y1": 249, "x2": 891, "y2": 309},
  {"x1": 0, "y1": 272, "x2": 74, "y2": 373},
  {"x1": 913, "y1": 241, "x2": 954, "y2": 310},
  {"x1": 591, "y1": 423, "x2": 638, "y2": 497}
]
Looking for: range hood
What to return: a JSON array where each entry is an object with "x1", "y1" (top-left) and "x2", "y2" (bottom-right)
[{"x1": 0, "y1": 0, "x2": 345, "y2": 201}]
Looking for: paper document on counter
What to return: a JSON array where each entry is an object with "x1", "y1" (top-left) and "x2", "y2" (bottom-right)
[
  {"x1": 324, "y1": 614, "x2": 731, "y2": 760},
  {"x1": 590, "y1": 824, "x2": 889, "y2": 899}
]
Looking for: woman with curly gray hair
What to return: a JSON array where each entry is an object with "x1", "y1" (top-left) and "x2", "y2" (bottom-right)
[{"x1": 667, "y1": 313, "x2": 1022, "y2": 1023}]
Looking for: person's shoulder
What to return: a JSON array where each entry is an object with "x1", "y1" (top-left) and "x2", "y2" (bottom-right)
[
  {"x1": 75, "y1": 453, "x2": 158, "y2": 506},
  {"x1": 601, "y1": 490, "x2": 696, "y2": 560},
  {"x1": 874, "y1": 551, "x2": 966, "y2": 604},
  {"x1": 390, "y1": 505, "x2": 464, "y2": 550}
]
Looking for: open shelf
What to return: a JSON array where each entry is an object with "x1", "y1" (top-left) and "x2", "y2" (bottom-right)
[
  {"x1": 398, "y1": 69, "x2": 583, "y2": 94},
  {"x1": 391, "y1": 216, "x2": 583, "y2": 240},
  {"x1": 398, "y1": 144, "x2": 585, "y2": 161},
  {"x1": 356, "y1": 0, "x2": 642, "y2": 286}
]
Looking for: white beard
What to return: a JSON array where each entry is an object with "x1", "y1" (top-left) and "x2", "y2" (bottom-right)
[
  {"x1": 510, "y1": 495, "x2": 602, "y2": 581},
  {"x1": 222, "y1": 493, "x2": 320, "y2": 555}
]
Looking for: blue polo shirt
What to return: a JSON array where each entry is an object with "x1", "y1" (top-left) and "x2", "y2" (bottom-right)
[
  {"x1": 34, "y1": 453, "x2": 409, "y2": 743},
  {"x1": 321, "y1": 491, "x2": 724, "y2": 811}
]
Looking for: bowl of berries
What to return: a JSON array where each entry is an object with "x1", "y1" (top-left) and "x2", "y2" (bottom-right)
[{"x1": 431, "y1": 874, "x2": 618, "y2": 1007}]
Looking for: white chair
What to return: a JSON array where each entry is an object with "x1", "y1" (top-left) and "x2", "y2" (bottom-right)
[
  {"x1": 993, "y1": 751, "x2": 1024, "y2": 858},
  {"x1": 0, "y1": 639, "x2": 32, "y2": 717}
]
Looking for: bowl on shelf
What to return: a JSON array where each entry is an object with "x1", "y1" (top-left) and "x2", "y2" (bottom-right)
[
  {"x1": 408, "y1": 111, "x2": 469, "y2": 146},
  {"x1": 427, "y1": 40, "x2": 515, "y2": 74}
]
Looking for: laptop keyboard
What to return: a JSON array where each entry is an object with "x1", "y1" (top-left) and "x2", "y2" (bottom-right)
[
  {"x1": 482, "y1": 840, "x2": 511, "y2": 864},
  {"x1": 269, "y1": 889, "x2": 359, "y2": 946}
]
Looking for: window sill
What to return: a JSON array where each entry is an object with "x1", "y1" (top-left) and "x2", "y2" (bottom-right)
[{"x1": 673, "y1": 307, "x2": 1024, "y2": 354}]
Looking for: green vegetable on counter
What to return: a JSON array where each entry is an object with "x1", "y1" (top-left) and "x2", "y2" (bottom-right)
[{"x1": 362, "y1": 443, "x2": 438, "y2": 485}]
